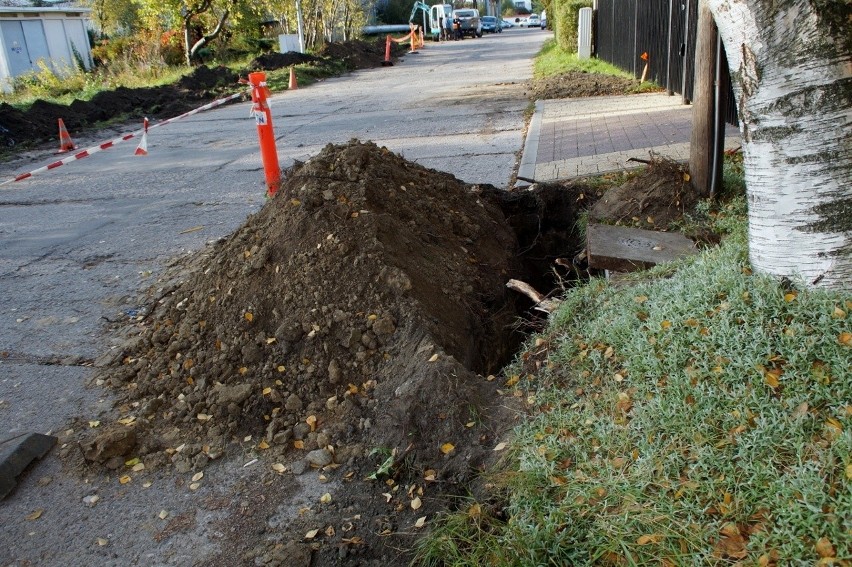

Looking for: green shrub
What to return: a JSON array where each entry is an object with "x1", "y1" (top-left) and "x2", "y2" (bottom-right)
[{"x1": 554, "y1": 0, "x2": 591, "y2": 52}]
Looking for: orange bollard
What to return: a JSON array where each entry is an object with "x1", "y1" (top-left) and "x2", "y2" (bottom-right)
[
  {"x1": 247, "y1": 71, "x2": 281, "y2": 197},
  {"x1": 382, "y1": 34, "x2": 393, "y2": 66},
  {"x1": 409, "y1": 27, "x2": 417, "y2": 53},
  {"x1": 419, "y1": 28, "x2": 425, "y2": 49},
  {"x1": 288, "y1": 66, "x2": 298, "y2": 90},
  {"x1": 57, "y1": 118, "x2": 75, "y2": 152}
]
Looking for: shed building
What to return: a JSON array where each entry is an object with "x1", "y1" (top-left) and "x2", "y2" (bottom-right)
[{"x1": 0, "y1": 6, "x2": 92, "y2": 92}]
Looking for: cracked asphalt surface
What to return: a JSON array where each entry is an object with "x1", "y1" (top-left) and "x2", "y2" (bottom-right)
[{"x1": 0, "y1": 29, "x2": 546, "y2": 566}]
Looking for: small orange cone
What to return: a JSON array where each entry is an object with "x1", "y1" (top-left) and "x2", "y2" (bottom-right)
[
  {"x1": 57, "y1": 118, "x2": 75, "y2": 153},
  {"x1": 288, "y1": 66, "x2": 298, "y2": 90},
  {"x1": 134, "y1": 117, "x2": 149, "y2": 156}
]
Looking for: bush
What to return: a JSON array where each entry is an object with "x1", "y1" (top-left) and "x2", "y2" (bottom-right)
[{"x1": 554, "y1": 0, "x2": 591, "y2": 52}]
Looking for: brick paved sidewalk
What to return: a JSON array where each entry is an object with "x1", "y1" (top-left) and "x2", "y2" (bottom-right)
[{"x1": 518, "y1": 92, "x2": 741, "y2": 186}]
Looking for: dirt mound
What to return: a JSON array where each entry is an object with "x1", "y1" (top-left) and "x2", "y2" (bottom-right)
[
  {"x1": 0, "y1": 39, "x2": 403, "y2": 151},
  {"x1": 84, "y1": 140, "x2": 523, "y2": 475},
  {"x1": 250, "y1": 51, "x2": 320, "y2": 70},
  {"x1": 176, "y1": 64, "x2": 239, "y2": 91},
  {"x1": 0, "y1": 67, "x2": 240, "y2": 149},
  {"x1": 530, "y1": 70, "x2": 661, "y2": 100},
  {"x1": 589, "y1": 156, "x2": 700, "y2": 229},
  {"x1": 70, "y1": 140, "x2": 532, "y2": 563},
  {"x1": 320, "y1": 38, "x2": 390, "y2": 70}
]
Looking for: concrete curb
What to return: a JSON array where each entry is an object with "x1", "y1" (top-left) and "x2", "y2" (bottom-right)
[
  {"x1": 515, "y1": 99, "x2": 543, "y2": 188},
  {"x1": 0, "y1": 432, "x2": 57, "y2": 499}
]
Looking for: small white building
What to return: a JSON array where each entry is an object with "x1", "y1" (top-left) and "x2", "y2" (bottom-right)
[
  {"x1": 512, "y1": 0, "x2": 532, "y2": 12},
  {"x1": 0, "y1": 5, "x2": 93, "y2": 92}
]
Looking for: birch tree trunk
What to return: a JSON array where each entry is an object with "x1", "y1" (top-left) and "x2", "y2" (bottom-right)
[{"x1": 706, "y1": 0, "x2": 851, "y2": 289}]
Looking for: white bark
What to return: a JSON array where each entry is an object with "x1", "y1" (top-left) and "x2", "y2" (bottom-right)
[{"x1": 706, "y1": 0, "x2": 851, "y2": 289}]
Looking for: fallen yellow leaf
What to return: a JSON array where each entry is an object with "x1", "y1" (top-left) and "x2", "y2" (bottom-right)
[
  {"x1": 304, "y1": 529, "x2": 319, "y2": 539},
  {"x1": 636, "y1": 534, "x2": 664, "y2": 545},
  {"x1": 191, "y1": 472, "x2": 203, "y2": 482},
  {"x1": 660, "y1": 320, "x2": 672, "y2": 330},
  {"x1": 846, "y1": 463, "x2": 852, "y2": 480},
  {"x1": 262, "y1": 387, "x2": 272, "y2": 395},
  {"x1": 117, "y1": 416, "x2": 136, "y2": 426},
  {"x1": 832, "y1": 306, "x2": 847, "y2": 319},
  {"x1": 119, "y1": 475, "x2": 131, "y2": 485},
  {"x1": 414, "y1": 516, "x2": 427, "y2": 528},
  {"x1": 271, "y1": 463, "x2": 286, "y2": 473},
  {"x1": 783, "y1": 292, "x2": 797, "y2": 302},
  {"x1": 428, "y1": 353, "x2": 439, "y2": 362},
  {"x1": 320, "y1": 493, "x2": 332, "y2": 504},
  {"x1": 258, "y1": 439, "x2": 270, "y2": 450},
  {"x1": 411, "y1": 496, "x2": 422, "y2": 510},
  {"x1": 244, "y1": 312, "x2": 253, "y2": 322},
  {"x1": 88, "y1": 420, "x2": 100, "y2": 428},
  {"x1": 633, "y1": 295, "x2": 648, "y2": 304},
  {"x1": 838, "y1": 332, "x2": 851, "y2": 346},
  {"x1": 25, "y1": 509, "x2": 43, "y2": 521},
  {"x1": 440, "y1": 442, "x2": 455, "y2": 455},
  {"x1": 504, "y1": 375, "x2": 519, "y2": 387},
  {"x1": 816, "y1": 537, "x2": 836, "y2": 558},
  {"x1": 493, "y1": 442, "x2": 507, "y2": 452},
  {"x1": 306, "y1": 415, "x2": 317, "y2": 432}
]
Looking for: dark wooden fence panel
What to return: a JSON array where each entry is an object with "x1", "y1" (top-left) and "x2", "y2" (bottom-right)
[{"x1": 594, "y1": 0, "x2": 737, "y2": 126}]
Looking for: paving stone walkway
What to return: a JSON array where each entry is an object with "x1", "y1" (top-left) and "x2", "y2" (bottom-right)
[{"x1": 518, "y1": 92, "x2": 741, "y2": 186}]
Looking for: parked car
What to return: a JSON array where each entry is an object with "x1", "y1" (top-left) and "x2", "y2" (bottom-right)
[
  {"x1": 526, "y1": 14, "x2": 540, "y2": 27},
  {"x1": 501, "y1": 18, "x2": 515, "y2": 28},
  {"x1": 481, "y1": 16, "x2": 501, "y2": 33}
]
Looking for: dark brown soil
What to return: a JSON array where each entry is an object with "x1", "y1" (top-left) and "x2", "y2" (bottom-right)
[
  {"x1": 250, "y1": 51, "x2": 320, "y2": 71},
  {"x1": 530, "y1": 70, "x2": 664, "y2": 100},
  {"x1": 0, "y1": 38, "x2": 404, "y2": 152},
  {"x1": 588, "y1": 156, "x2": 701, "y2": 230}
]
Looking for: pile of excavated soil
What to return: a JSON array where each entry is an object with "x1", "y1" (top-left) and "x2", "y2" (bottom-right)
[
  {"x1": 589, "y1": 155, "x2": 702, "y2": 230},
  {"x1": 250, "y1": 51, "x2": 320, "y2": 70},
  {"x1": 0, "y1": 39, "x2": 406, "y2": 151},
  {"x1": 319, "y1": 38, "x2": 394, "y2": 70},
  {"x1": 530, "y1": 70, "x2": 662, "y2": 100},
  {"x1": 0, "y1": 65, "x2": 239, "y2": 149},
  {"x1": 81, "y1": 140, "x2": 524, "y2": 479}
]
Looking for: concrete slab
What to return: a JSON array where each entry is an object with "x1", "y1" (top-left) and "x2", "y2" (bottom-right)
[
  {"x1": 586, "y1": 223, "x2": 699, "y2": 272},
  {"x1": 0, "y1": 432, "x2": 56, "y2": 499}
]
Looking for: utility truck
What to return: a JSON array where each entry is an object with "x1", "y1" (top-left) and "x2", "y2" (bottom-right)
[{"x1": 453, "y1": 8, "x2": 482, "y2": 38}]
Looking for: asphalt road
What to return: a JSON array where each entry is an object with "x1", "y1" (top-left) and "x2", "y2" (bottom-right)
[{"x1": 0, "y1": 29, "x2": 547, "y2": 565}]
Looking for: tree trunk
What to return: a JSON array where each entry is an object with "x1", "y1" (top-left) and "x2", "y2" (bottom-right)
[
  {"x1": 707, "y1": 0, "x2": 852, "y2": 289},
  {"x1": 189, "y1": 9, "x2": 229, "y2": 61}
]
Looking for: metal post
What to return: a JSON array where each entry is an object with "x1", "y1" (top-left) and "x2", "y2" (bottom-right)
[{"x1": 665, "y1": 0, "x2": 674, "y2": 95}]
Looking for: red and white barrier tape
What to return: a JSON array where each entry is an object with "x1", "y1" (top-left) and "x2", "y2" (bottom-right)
[{"x1": 1, "y1": 92, "x2": 243, "y2": 187}]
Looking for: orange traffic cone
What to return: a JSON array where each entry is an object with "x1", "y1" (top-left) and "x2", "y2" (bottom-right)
[
  {"x1": 57, "y1": 118, "x2": 75, "y2": 153},
  {"x1": 288, "y1": 66, "x2": 298, "y2": 90},
  {"x1": 134, "y1": 117, "x2": 149, "y2": 156}
]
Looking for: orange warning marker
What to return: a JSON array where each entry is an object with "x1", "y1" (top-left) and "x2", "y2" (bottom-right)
[
  {"x1": 134, "y1": 117, "x2": 149, "y2": 156},
  {"x1": 381, "y1": 34, "x2": 393, "y2": 66},
  {"x1": 288, "y1": 66, "x2": 298, "y2": 90},
  {"x1": 57, "y1": 118, "x2": 76, "y2": 153}
]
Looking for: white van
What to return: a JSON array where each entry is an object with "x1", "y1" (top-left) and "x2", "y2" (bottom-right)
[{"x1": 429, "y1": 4, "x2": 454, "y2": 40}]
